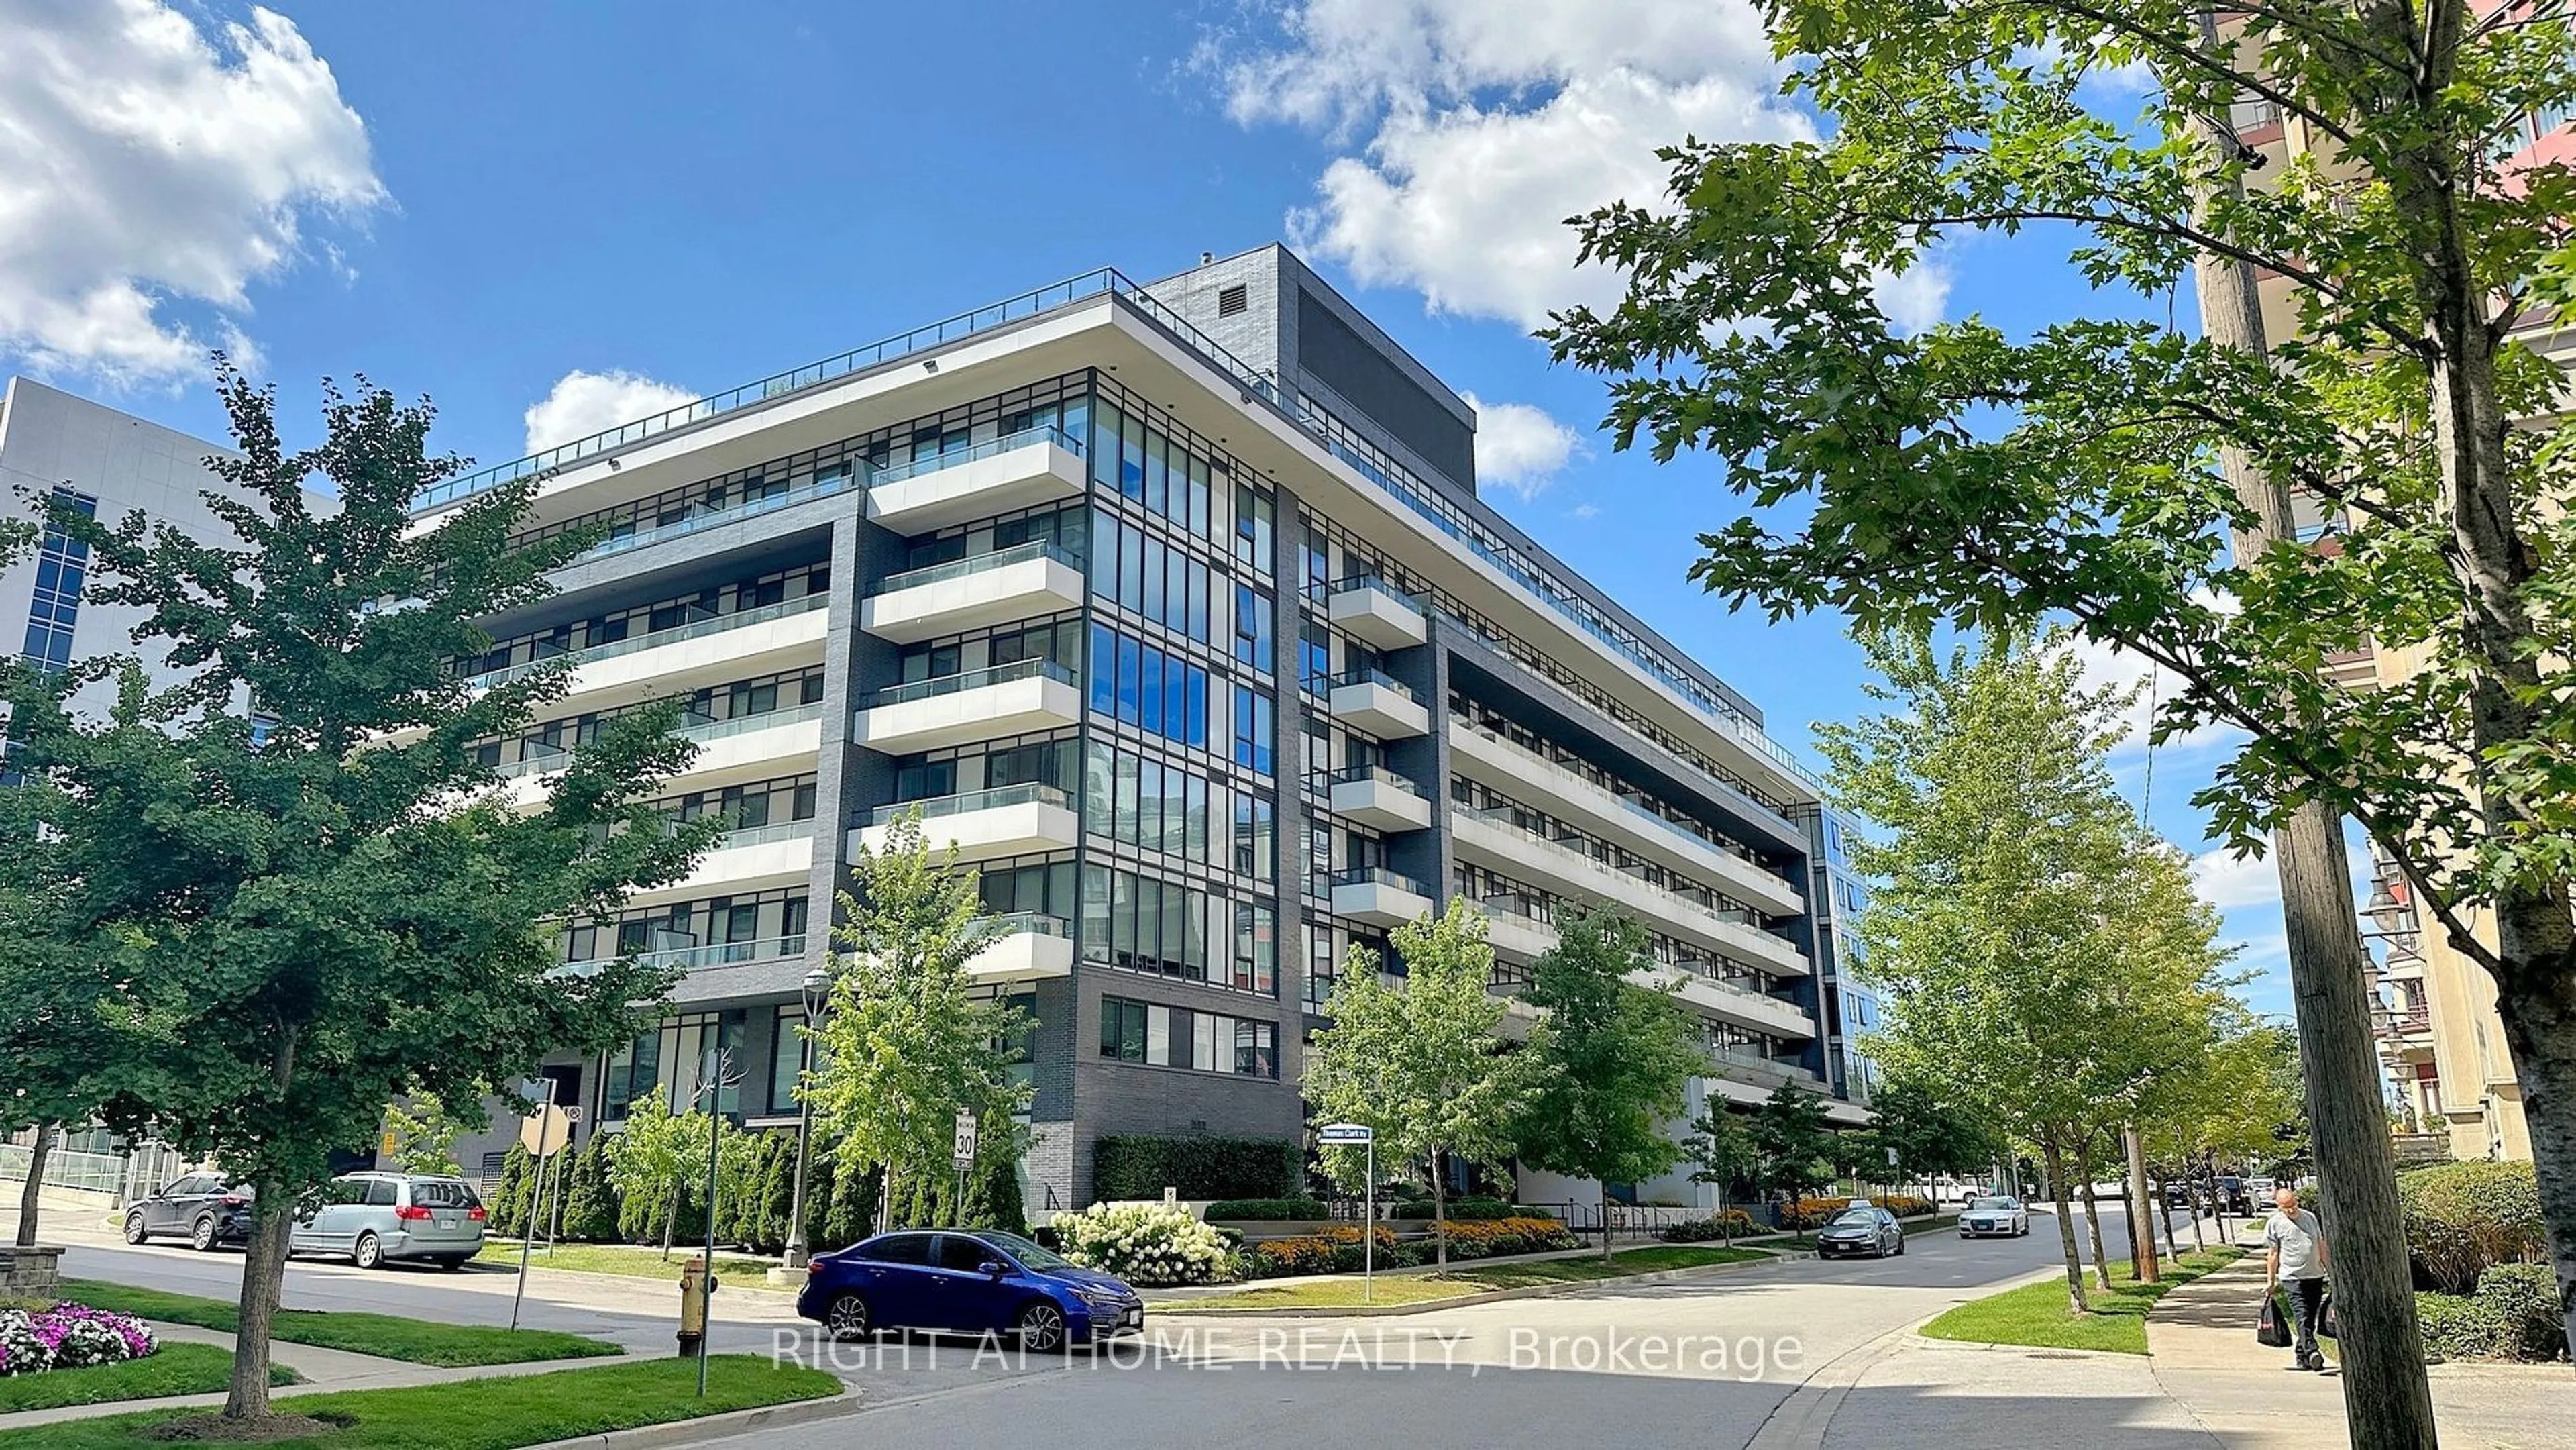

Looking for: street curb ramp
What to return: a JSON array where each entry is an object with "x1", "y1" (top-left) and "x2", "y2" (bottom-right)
[{"x1": 517, "y1": 1382, "x2": 865, "y2": 1450}]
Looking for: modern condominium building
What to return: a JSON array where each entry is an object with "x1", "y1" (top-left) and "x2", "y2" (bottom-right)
[{"x1": 430, "y1": 246, "x2": 1865, "y2": 1210}]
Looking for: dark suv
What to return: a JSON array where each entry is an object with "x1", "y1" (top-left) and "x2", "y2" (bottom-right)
[{"x1": 123, "y1": 1173, "x2": 256, "y2": 1251}]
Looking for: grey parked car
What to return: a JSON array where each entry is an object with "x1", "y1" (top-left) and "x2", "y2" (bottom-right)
[{"x1": 288, "y1": 1172, "x2": 486, "y2": 1270}]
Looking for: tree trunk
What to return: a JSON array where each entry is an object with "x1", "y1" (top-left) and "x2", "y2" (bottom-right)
[
  {"x1": 2125, "y1": 1123, "x2": 2159, "y2": 1283},
  {"x1": 13, "y1": 1127, "x2": 49, "y2": 1247},
  {"x1": 2076, "y1": 1145, "x2": 2111, "y2": 1291},
  {"x1": 2188, "y1": 1175, "x2": 2208, "y2": 1252},
  {"x1": 223, "y1": 1190, "x2": 293, "y2": 1420},
  {"x1": 2489, "y1": 952, "x2": 2576, "y2": 1360},
  {"x1": 2042, "y1": 1136, "x2": 2088, "y2": 1314},
  {"x1": 1431, "y1": 1150, "x2": 1448, "y2": 1273},
  {"x1": 660, "y1": 1181, "x2": 678, "y2": 1260},
  {"x1": 2155, "y1": 1172, "x2": 2180, "y2": 1262},
  {"x1": 1718, "y1": 1188, "x2": 1732, "y2": 1249}
]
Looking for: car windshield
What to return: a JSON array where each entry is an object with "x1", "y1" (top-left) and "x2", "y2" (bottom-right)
[
  {"x1": 973, "y1": 1231, "x2": 1072, "y2": 1271},
  {"x1": 1969, "y1": 1197, "x2": 2016, "y2": 1210},
  {"x1": 1829, "y1": 1209, "x2": 1878, "y2": 1227}
]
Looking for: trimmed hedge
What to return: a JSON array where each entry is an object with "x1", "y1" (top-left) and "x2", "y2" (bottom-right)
[
  {"x1": 2398, "y1": 1160, "x2": 2545, "y2": 1294},
  {"x1": 1204, "y1": 1198, "x2": 1328, "y2": 1221},
  {"x1": 1661, "y1": 1210, "x2": 1759, "y2": 1243},
  {"x1": 1442, "y1": 1198, "x2": 1525, "y2": 1222},
  {"x1": 1871, "y1": 1194, "x2": 1935, "y2": 1219},
  {"x1": 1780, "y1": 1196, "x2": 1860, "y2": 1231},
  {"x1": 1091, "y1": 1134, "x2": 1299, "y2": 1202}
]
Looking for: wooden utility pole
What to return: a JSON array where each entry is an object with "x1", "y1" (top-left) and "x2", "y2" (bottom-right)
[{"x1": 2188, "y1": 13, "x2": 2437, "y2": 1443}]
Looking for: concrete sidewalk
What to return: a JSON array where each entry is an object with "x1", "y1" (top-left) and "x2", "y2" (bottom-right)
[{"x1": 2146, "y1": 1251, "x2": 2573, "y2": 1449}]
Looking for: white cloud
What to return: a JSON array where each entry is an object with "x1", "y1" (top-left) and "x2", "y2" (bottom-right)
[
  {"x1": 523, "y1": 370, "x2": 697, "y2": 456},
  {"x1": 1211, "y1": 0, "x2": 1949, "y2": 334},
  {"x1": 2057, "y1": 630, "x2": 2245, "y2": 761},
  {"x1": 2191, "y1": 844, "x2": 2282, "y2": 912},
  {"x1": 1462, "y1": 391, "x2": 1578, "y2": 498},
  {"x1": 0, "y1": 1, "x2": 384, "y2": 385}
]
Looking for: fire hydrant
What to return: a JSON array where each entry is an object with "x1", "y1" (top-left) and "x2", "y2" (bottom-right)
[{"x1": 676, "y1": 1255, "x2": 713, "y2": 1357}]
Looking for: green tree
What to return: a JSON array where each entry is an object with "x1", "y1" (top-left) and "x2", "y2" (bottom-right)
[
  {"x1": 1866, "y1": 1076, "x2": 2000, "y2": 1190},
  {"x1": 1305, "y1": 898, "x2": 1538, "y2": 1270},
  {"x1": 558, "y1": 1134, "x2": 622, "y2": 1243},
  {"x1": 608, "y1": 1088, "x2": 702, "y2": 1257},
  {"x1": 1513, "y1": 907, "x2": 1707, "y2": 1258},
  {"x1": 1542, "y1": 0, "x2": 2576, "y2": 1414},
  {"x1": 380, "y1": 1098, "x2": 465, "y2": 1177},
  {"x1": 0, "y1": 369, "x2": 711, "y2": 1422},
  {"x1": 1681, "y1": 1104, "x2": 1759, "y2": 1245},
  {"x1": 805, "y1": 812, "x2": 1031, "y2": 1232},
  {"x1": 1752, "y1": 1083, "x2": 1838, "y2": 1206}
]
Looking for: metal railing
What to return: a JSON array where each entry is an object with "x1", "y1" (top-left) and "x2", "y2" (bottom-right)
[
  {"x1": 869, "y1": 423, "x2": 1082, "y2": 487},
  {"x1": 869, "y1": 782, "x2": 1069, "y2": 825},
  {"x1": 490, "y1": 702, "x2": 825, "y2": 780},
  {"x1": 979, "y1": 910, "x2": 1072, "y2": 941},
  {"x1": 1330, "y1": 866, "x2": 1432, "y2": 897},
  {"x1": 565, "y1": 471, "x2": 859, "y2": 563},
  {"x1": 874, "y1": 539, "x2": 1081, "y2": 595},
  {"x1": 464, "y1": 593, "x2": 828, "y2": 690},
  {"x1": 551, "y1": 934, "x2": 808, "y2": 978},
  {"x1": 1326, "y1": 762, "x2": 1422, "y2": 794},
  {"x1": 1322, "y1": 667, "x2": 1418, "y2": 701},
  {"x1": 866, "y1": 657, "x2": 1076, "y2": 708}
]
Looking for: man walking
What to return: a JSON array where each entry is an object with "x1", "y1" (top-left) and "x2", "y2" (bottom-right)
[{"x1": 2264, "y1": 1185, "x2": 2330, "y2": 1371}]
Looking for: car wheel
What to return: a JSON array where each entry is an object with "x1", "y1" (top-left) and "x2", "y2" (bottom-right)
[
  {"x1": 190, "y1": 1215, "x2": 220, "y2": 1252},
  {"x1": 123, "y1": 1211, "x2": 150, "y2": 1245},
  {"x1": 353, "y1": 1231, "x2": 384, "y2": 1270},
  {"x1": 1017, "y1": 1300, "x2": 1067, "y2": 1353},
  {"x1": 1895, "y1": 1235, "x2": 1907, "y2": 1255},
  {"x1": 822, "y1": 1292, "x2": 871, "y2": 1342}
]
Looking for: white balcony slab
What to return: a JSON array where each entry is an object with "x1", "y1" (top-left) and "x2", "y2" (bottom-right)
[
  {"x1": 1451, "y1": 809, "x2": 1811, "y2": 978},
  {"x1": 855, "y1": 672, "x2": 1081, "y2": 754},
  {"x1": 496, "y1": 707, "x2": 824, "y2": 809},
  {"x1": 1449, "y1": 725, "x2": 1805, "y2": 917},
  {"x1": 865, "y1": 440, "x2": 1085, "y2": 533},
  {"x1": 1326, "y1": 583, "x2": 1428, "y2": 650},
  {"x1": 1650, "y1": 969, "x2": 1819, "y2": 1040},
  {"x1": 1327, "y1": 678, "x2": 1429, "y2": 739},
  {"x1": 1480, "y1": 908, "x2": 1559, "y2": 962},
  {"x1": 965, "y1": 923, "x2": 1075, "y2": 984},
  {"x1": 852, "y1": 796, "x2": 1079, "y2": 864},
  {"x1": 629, "y1": 829, "x2": 814, "y2": 906},
  {"x1": 1330, "y1": 876, "x2": 1436, "y2": 928},
  {"x1": 1327, "y1": 774, "x2": 1433, "y2": 833},
  {"x1": 553, "y1": 604, "x2": 830, "y2": 713},
  {"x1": 861, "y1": 554, "x2": 1083, "y2": 645}
]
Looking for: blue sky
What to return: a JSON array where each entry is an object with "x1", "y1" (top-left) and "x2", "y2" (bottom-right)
[{"x1": 0, "y1": 0, "x2": 2295, "y2": 1011}]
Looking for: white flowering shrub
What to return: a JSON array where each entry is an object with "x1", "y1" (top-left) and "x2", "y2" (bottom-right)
[{"x1": 1054, "y1": 1203, "x2": 1230, "y2": 1286}]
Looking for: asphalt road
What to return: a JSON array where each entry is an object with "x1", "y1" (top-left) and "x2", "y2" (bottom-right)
[{"x1": 729, "y1": 1208, "x2": 2159, "y2": 1450}]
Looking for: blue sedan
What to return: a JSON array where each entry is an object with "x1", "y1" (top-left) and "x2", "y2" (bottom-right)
[{"x1": 797, "y1": 1229, "x2": 1145, "y2": 1351}]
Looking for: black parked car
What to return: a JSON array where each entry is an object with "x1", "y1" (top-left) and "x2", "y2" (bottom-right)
[
  {"x1": 1815, "y1": 1206, "x2": 1906, "y2": 1259},
  {"x1": 123, "y1": 1173, "x2": 256, "y2": 1251}
]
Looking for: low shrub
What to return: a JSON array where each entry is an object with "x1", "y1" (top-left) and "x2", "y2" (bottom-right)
[
  {"x1": 1053, "y1": 1203, "x2": 1234, "y2": 1286},
  {"x1": 1442, "y1": 1198, "x2": 1525, "y2": 1222},
  {"x1": 1872, "y1": 1194, "x2": 1935, "y2": 1219},
  {"x1": 1203, "y1": 1197, "x2": 1328, "y2": 1221},
  {"x1": 1660, "y1": 1210, "x2": 1759, "y2": 1243},
  {"x1": 2416, "y1": 1292, "x2": 2508, "y2": 1361},
  {"x1": 2472, "y1": 1264, "x2": 2565, "y2": 1361},
  {"x1": 2398, "y1": 1160, "x2": 2544, "y2": 1294},
  {"x1": 0, "y1": 1303, "x2": 158, "y2": 1376},
  {"x1": 1246, "y1": 1225, "x2": 1414, "y2": 1278},
  {"x1": 1438, "y1": 1216, "x2": 1580, "y2": 1259}
]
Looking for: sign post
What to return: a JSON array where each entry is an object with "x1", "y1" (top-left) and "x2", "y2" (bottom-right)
[
  {"x1": 951, "y1": 1110, "x2": 979, "y2": 1227},
  {"x1": 508, "y1": 1078, "x2": 560, "y2": 1332},
  {"x1": 1320, "y1": 1124, "x2": 1375, "y2": 1303}
]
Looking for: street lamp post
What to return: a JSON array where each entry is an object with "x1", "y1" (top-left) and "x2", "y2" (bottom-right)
[{"x1": 780, "y1": 967, "x2": 833, "y2": 1272}]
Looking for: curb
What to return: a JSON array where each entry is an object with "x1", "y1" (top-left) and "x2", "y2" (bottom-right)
[
  {"x1": 1152, "y1": 1249, "x2": 1808, "y2": 1319},
  {"x1": 517, "y1": 1384, "x2": 864, "y2": 1450}
]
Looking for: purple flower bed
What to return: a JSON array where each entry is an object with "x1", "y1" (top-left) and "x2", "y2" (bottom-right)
[{"x1": 0, "y1": 1302, "x2": 159, "y2": 1376}]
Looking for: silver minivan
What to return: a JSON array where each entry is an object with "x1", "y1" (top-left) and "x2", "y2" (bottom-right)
[{"x1": 288, "y1": 1172, "x2": 486, "y2": 1270}]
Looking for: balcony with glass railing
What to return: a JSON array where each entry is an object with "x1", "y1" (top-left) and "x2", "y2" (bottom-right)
[
  {"x1": 549, "y1": 933, "x2": 808, "y2": 980},
  {"x1": 967, "y1": 911, "x2": 1075, "y2": 982},
  {"x1": 855, "y1": 658, "x2": 1083, "y2": 754},
  {"x1": 1323, "y1": 667, "x2": 1428, "y2": 739},
  {"x1": 1322, "y1": 573, "x2": 1428, "y2": 650},
  {"x1": 538, "y1": 469, "x2": 861, "y2": 567},
  {"x1": 493, "y1": 702, "x2": 826, "y2": 785},
  {"x1": 1451, "y1": 805, "x2": 1807, "y2": 975},
  {"x1": 1324, "y1": 763, "x2": 1432, "y2": 833},
  {"x1": 865, "y1": 425, "x2": 1087, "y2": 533},
  {"x1": 1328, "y1": 866, "x2": 1436, "y2": 928},
  {"x1": 861, "y1": 540, "x2": 1085, "y2": 645},
  {"x1": 854, "y1": 782, "x2": 1079, "y2": 863},
  {"x1": 462, "y1": 594, "x2": 830, "y2": 694}
]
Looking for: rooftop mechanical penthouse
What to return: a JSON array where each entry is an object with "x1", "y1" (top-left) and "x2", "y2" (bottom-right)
[{"x1": 426, "y1": 244, "x2": 1874, "y2": 1210}]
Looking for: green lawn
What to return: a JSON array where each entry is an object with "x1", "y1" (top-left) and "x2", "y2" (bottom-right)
[
  {"x1": 0, "y1": 1355, "x2": 839, "y2": 1449},
  {"x1": 0, "y1": 1343, "x2": 297, "y2": 1414},
  {"x1": 473, "y1": 1240, "x2": 782, "y2": 1290},
  {"x1": 1918, "y1": 1247, "x2": 2246, "y2": 1355},
  {"x1": 57, "y1": 1280, "x2": 621, "y2": 1369},
  {"x1": 1170, "y1": 1243, "x2": 1772, "y2": 1310}
]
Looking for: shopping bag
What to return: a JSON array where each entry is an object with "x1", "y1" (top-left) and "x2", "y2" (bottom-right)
[
  {"x1": 2319, "y1": 1292, "x2": 2337, "y2": 1341},
  {"x1": 2257, "y1": 1292, "x2": 2290, "y2": 1347}
]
